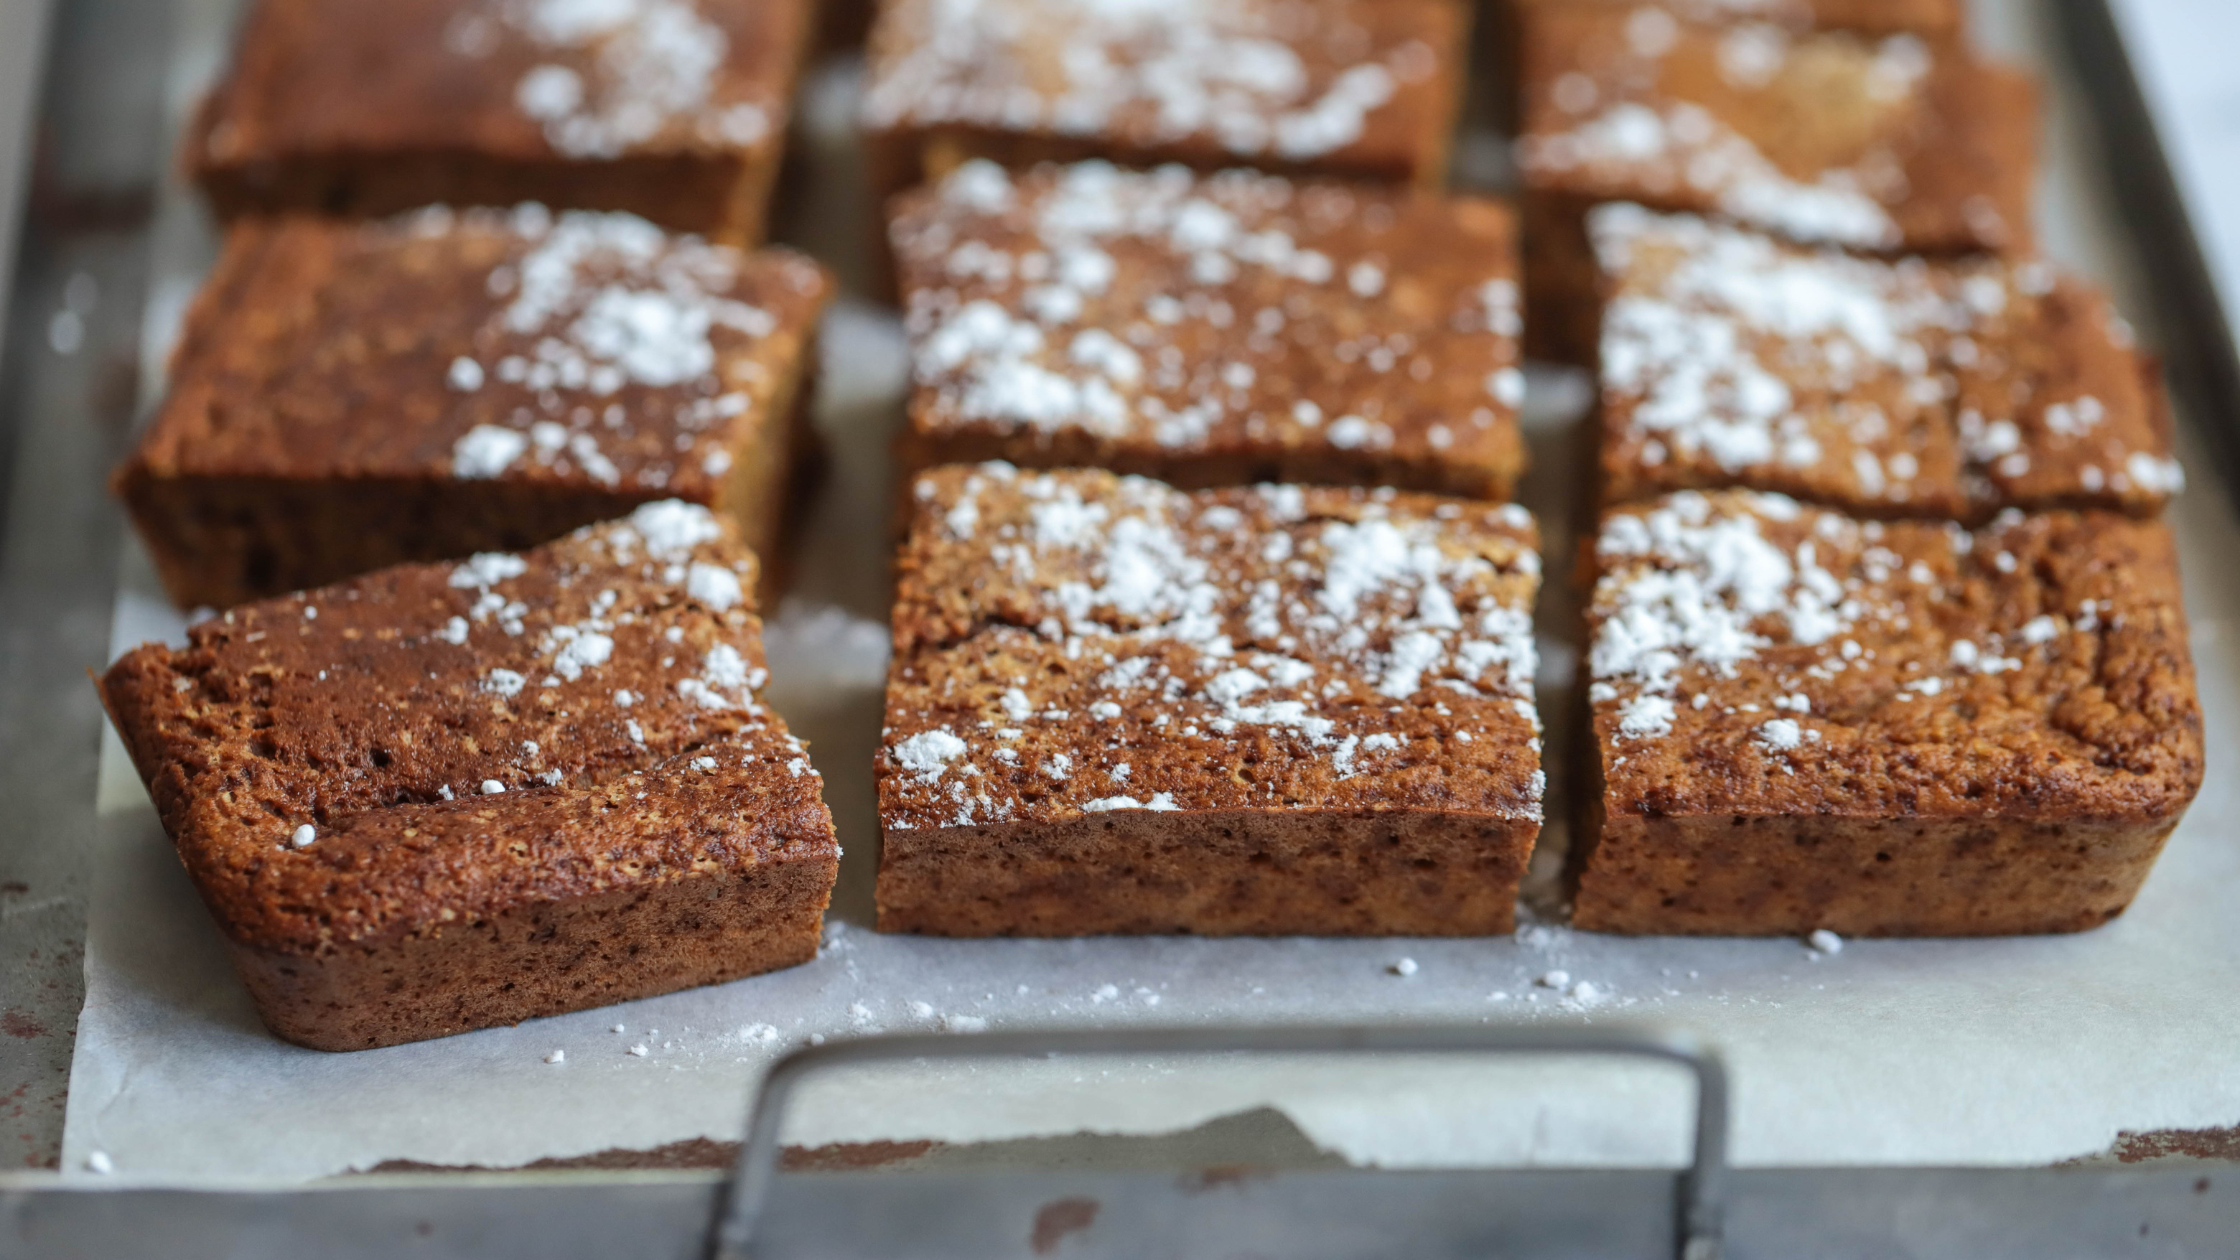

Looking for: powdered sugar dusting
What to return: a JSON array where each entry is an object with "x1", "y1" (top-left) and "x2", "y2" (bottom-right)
[
  {"x1": 881, "y1": 467, "x2": 1544, "y2": 830},
  {"x1": 893, "y1": 161, "x2": 1522, "y2": 475},
  {"x1": 1520, "y1": 19, "x2": 1950, "y2": 250},
  {"x1": 441, "y1": 207, "x2": 806, "y2": 490},
  {"x1": 1589, "y1": 491, "x2": 2132, "y2": 763},
  {"x1": 1592, "y1": 205, "x2": 2181, "y2": 514}
]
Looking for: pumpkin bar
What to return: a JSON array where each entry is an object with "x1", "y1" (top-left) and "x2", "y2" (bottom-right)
[
  {"x1": 1592, "y1": 205, "x2": 2181, "y2": 520},
  {"x1": 98, "y1": 503, "x2": 838, "y2": 1050},
  {"x1": 876, "y1": 464, "x2": 1544, "y2": 937},
  {"x1": 188, "y1": 0, "x2": 814, "y2": 242},
  {"x1": 1516, "y1": 4, "x2": 2037, "y2": 359},
  {"x1": 861, "y1": 0, "x2": 1469, "y2": 205},
  {"x1": 118, "y1": 206, "x2": 828, "y2": 611},
  {"x1": 1575, "y1": 490, "x2": 2202, "y2": 937},
  {"x1": 892, "y1": 161, "x2": 1527, "y2": 499}
]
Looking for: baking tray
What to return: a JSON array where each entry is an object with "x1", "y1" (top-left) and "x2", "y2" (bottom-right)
[{"x1": 3, "y1": 0, "x2": 2239, "y2": 1252}]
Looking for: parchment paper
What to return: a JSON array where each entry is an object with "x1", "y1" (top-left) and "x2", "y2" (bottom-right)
[{"x1": 58, "y1": 0, "x2": 2240, "y2": 1184}]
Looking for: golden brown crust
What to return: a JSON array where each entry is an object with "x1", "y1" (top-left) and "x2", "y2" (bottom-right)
[
  {"x1": 190, "y1": 0, "x2": 814, "y2": 238},
  {"x1": 875, "y1": 464, "x2": 1544, "y2": 937},
  {"x1": 98, "y1": 505, "x2": 837, "y2": 1047},
  {"x1": 891, "y1": 162, "x2": 1526, "y2": 499},
  {"x1": 115, "y1": 208, "x2": 830, "y2": 609},
  {"x1": 861, "y1": 0, "x2": 1468, "y2": 200},
  {"x1": 1574, "y1": 491, "x2": 2202, "y2": 936},
  {"x1": 1589, "y1": 206, "x2": 2181, "y2": 520}
]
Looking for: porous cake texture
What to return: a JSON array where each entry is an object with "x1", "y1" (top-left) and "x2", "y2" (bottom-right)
[
  {"x1": 862, "y1": 0, "x2": 1468, "y2": 200},
  {"x1": 1592, "y1": 205, "x2": 2181, "y2": 519},
  {"x1": 1577, "y1": 490, "x2": 2202, "y2": 937},
  {"x1": 877, "y1": 464, "x2": 1545, "y2": 937},
  {"x1": 190, "y1": 0, "x2": 814, "y2": 240},
  {"x1": 1516, "y1": 3, "x2": 2037, "y2": 358},
  {"x1": 892, "y1": 160, "x2": 1527, "y2": 498},
  {"x1": 118, "y1": 205, "x2": 828, "y2": 610},
  {"x1": 99, "y1": 503, "x2": 838, "y2": 1050}
]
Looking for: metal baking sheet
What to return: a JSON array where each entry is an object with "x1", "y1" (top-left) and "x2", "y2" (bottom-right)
[{"x1": 53, "y1": 0, "x2": 2240, "y2": 1183}]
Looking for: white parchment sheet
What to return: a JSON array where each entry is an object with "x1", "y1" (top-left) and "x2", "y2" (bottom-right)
[{"x1": 58, "y1": 0, "x2": 2240, "y2": 1183}]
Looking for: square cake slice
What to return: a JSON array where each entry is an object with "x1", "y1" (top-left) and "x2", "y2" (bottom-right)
[
  {"x1": 1591, "y1": 206, "x2": 2182, "y2": 520},
  {"x1": 1515, "y1": 5, "x2": 2038, "y2": 359},
  {"x1": 118, "y1": 206, "x2": 829, "y2": 611},
  {"x1": 892, "y1": 161, "x2": 1527, "y2": 499},
  {"x1": 876, "y1": 464, "x2": 1545, "y2": 937},
  {"x1": 99, "y1": 502, "x2": 838, "y2": 1050},
  {"x1": 189, "y1": 0, "x2": 813, "y2": 241},
  {"x1": 861, "y1": 0, "x2": 1468, "y2": 203},
  {"x1": 1576, "y1": 491, "x2": 2202, "y2": 937}
]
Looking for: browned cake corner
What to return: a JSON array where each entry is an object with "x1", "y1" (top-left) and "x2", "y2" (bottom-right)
[
  {"x1": 860, "y1": 0, "x2": 1469, "y2": 204},
  {"x1": 97, "y1": 502, "x2": 838, "y2": 1050},
  {"x1": 1575, "y1": 490, "x2": 2201, "y2": 938},
  {"x1": 188, "y1": 0, "x2": 815, "y2": 241},
  {"x1": 1515, "y1": 4, "x2": 2038, "y2": 360},
  {"x1": 116, "y1": 206, "x2": 830, "y2": 611},
  {"x1": 875, "y1": 464, "x2": 1545, "y2": 938},
  {"x1": 1589, "y1": 205, "x2": 2181, "y2": 521},
  {"x1": 891, "y1": 161, "x2": 1526, "y2": 499}
]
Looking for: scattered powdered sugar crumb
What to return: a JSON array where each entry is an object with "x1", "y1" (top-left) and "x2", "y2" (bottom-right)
[
  {"x1": 685, "y1": 561, "x2": 744, "y2": 610},
  {"x1": 289, "y1": 824, "x2": 316, "y2": 849},
  {"x1": 544, "y1": 1049, "x2": 566, "y2": 1064},
  {"x1": 1081, "y1": 793, "x2": 1180, "y2": 812},
  {"x1": 628, "y1": 500, "x2": 726, "y2": 558},
  {"x1": 84, "y1": 1151, "x2": 113, "y2": 1175},
  {"x1": 453, "y1": 424, "x2": 530, "y2": 478},
  {"x1": 893, "y1": 729, "x2": 969, "y2": 783},
  {"x1": 1390, "y1": 957, "x2": 1419, "y2": 977},
  {"x1": 1808, "y1": 928, "x2": 1844, "y2": 956}
]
